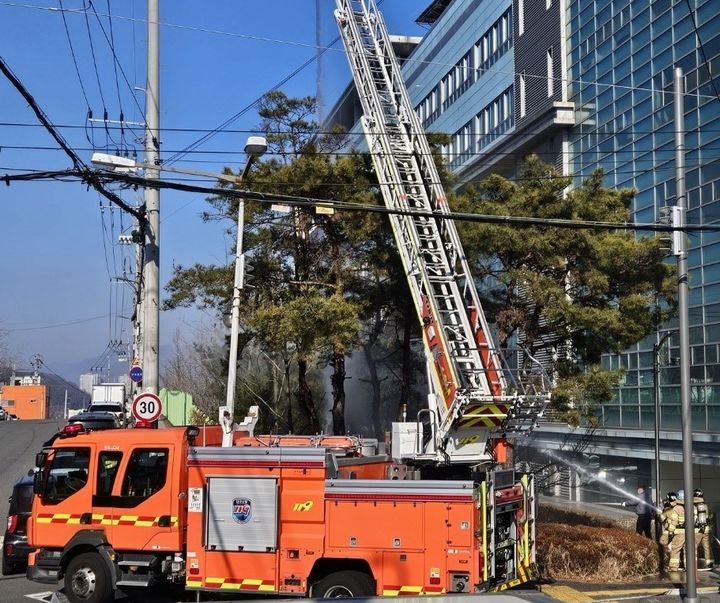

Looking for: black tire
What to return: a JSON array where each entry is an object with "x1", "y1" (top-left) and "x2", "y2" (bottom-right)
[
  {"x1": 2, "y1": 558, "x2": 17, "y2": 576},
  {"x1": 313, "y1": 570, "x2": 375, "y2": 598},
  {"x1": 64, "y1": 552, "x2": 113, "y2": 603}
]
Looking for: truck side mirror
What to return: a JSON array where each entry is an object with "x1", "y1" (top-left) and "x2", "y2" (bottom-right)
[
  {"x1": 33, "y1": 471, "x2": 43, "y2": 495},
  {"x1": 35, "y1": 452, "x2": 47, "y2": 468}
]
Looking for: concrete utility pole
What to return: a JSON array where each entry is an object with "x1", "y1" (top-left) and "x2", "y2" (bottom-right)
[
  {"x1": 143, "y1": 0, "x2": 160, "y2": 395},
  {"x1": 675, "y1": 67, "x2": 698, "y2": 603}
]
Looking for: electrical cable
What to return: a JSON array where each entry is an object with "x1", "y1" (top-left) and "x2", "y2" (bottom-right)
[
  {"x1": 3, "y1": 313, "x2": 110, "y2": 332},
  {"x1": 38, "y1": 358, "x2": 95, "y2": 397},
  {"x1": 3, "y1": 140, "x2": 717, "y2": 163},
  {"x1": 4, "y1": 121, "x2": 720, "y2": 138},
  {"x1": 3, "y1": 1, "x2": 719, "y2": 103},
  {"x1": 683, "y1": 0, "x2": 720, "y2": 106},
  {"x1": 91, "y1": 168, "x2": 720, "y2": 234},
  {"x1": 88, "y1": 0, "x2": 149, "y2": 145},
  {"x1": 81, "y1": 0, "x2": 116, "y2": 147},
  {"x1": 101, "y1": 0, "x2": 130, "y2": 152},
  {"x1": 56, "y1": 0, "x2": 95, "y2": 148},
  {"x1": 0, "y1": 52, "x2": 144, "y2": 220}
]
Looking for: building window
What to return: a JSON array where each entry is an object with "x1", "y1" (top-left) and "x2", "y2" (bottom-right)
[
  {"x1": 547, "y1": 48, "x2": 554, "y2": 97},
  {"x1": 520, "y1": 72, "x2": 526, "y2": 117}
]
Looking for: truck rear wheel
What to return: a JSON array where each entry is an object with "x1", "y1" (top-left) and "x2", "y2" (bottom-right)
[
  {"x1": 64, "y1": 552, "x2": 113, "y2": 603},
  {"x1": 313, "y1": 570, "x2": 375, "y2": 598}
]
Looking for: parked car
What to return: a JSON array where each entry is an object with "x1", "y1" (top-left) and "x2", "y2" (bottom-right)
[
  {"x1": 0, "y1": 407, "x2": 6, "y2": 420},
  {"x1": 2, "y1": 474, "x2": 35, "y2": 575},
  {"x1": 86, "y1": 402, "x2": 126, "y2": 427},
  {"x1": 65, "y1": 411, "x2": 120, "y2": 432}
]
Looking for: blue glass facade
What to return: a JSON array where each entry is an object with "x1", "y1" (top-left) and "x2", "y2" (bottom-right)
[{"x1": 568, "y1": 0, "x2": 720, "y2": 432}]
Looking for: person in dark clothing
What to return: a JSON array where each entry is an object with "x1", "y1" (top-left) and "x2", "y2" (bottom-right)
[{"x1": 622, "y1": 486, "x2": 655, "y2": 538}]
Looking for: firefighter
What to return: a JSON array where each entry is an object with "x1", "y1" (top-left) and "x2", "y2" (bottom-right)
[
  {"x1": 659, "y1": 493, "x2": 675, "y2": 569},
  {"x1": 662, "y1": 491, "x2": 685, "y2": 572},
  {"x1": 693, "y1": 488, "x2": 714, "y2": 569},
  {"x1": 622, "y1": 485, "x2": 654, "y2": 538}
]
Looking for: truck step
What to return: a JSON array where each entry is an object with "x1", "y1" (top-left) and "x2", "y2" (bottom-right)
[
  {"x1": 116, "y1": 575, "x2": 153, "y2": 587},
  {"x1": 118, "y1": 554, "x2": 157, "y2": 567}
]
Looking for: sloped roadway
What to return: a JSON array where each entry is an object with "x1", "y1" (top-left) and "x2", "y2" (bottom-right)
[{"x1": 2, "y1": 420, "x2": 714, "y2": 603}]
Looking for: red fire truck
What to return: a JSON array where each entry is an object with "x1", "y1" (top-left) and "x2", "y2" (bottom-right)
[{"x1": 28, "y1": 424, "x2": 535, "y2": 603}]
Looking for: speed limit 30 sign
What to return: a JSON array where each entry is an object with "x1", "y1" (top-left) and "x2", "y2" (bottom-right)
[{"x1": 132, "y1": 392, "x2": 162, "y2": 422}]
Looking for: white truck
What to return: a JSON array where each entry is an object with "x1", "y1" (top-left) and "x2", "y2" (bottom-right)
[{"x1": 88, "y1": 382, "x2": 127, "y2": 426}]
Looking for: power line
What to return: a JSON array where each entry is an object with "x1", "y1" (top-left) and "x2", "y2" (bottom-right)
[
  {"x1": 4, "y1": 120, "x2": 720, "y2": 139},
  {"x1": 0, "y1": 160, "x2": 715, "y2": 190},
  {"x1": 56, "y1": 0, "x2": 91, "y2": 118},
  {"x1": 6, "y1": 1, "x2": 719, "y2": 100},
  {"x1": 0, "y1": 53, "x2": 144, "y2": 220},
  {"x1": 3, "y1": 141, "x2": 719, "y2": 162},
  {"x1": 4, "y1": 313, "x2": 110, "y2": 332},
  {"x1": 90, "y1": 168, "x2": 720, "y2": 234},
  {"x1": 683, "y1": 0, "x2": 720, "y2": 106}
]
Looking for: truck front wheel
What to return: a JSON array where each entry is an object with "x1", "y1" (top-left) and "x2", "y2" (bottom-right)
[
  {"x1": 64, "y1": 552, "x2": 113, "y2": 603},
  {"x1": 313, "y1": 570, "x2": 375, "y2": 598}
]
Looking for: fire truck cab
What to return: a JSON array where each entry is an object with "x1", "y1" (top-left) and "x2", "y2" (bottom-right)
[{"x1": 28, "y1": 425, "x2": 535, "y2": 603}]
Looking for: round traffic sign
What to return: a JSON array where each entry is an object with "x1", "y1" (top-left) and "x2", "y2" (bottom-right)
[
  {"x1": 129, "y1": 365, "x2": 144, "y2": 383},
  {"x1": 132, "y1": 392, "x2": 162, "y2": 422}
]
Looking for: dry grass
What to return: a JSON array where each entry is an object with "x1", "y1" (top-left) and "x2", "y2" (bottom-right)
[
  {"x1": 536, "y1": 506, "x2": 660, "y2": 582},
  {"x1": 538, "y1": 505, "x2": 618, "y2": 529}
]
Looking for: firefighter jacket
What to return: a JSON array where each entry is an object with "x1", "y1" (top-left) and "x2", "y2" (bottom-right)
[
  {"x1": 665, "y1": 503, "x2": 685, "y2": 535},
  {"x1": 660, "y1": 504, "x2": 674, "y2": 545}
]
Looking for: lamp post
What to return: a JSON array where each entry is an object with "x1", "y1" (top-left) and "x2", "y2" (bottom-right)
[
  {"x1": 653, "y1": 330, "x2": 671, "y2": 538},
  {"x1": 225, "y1": 137, "x2": 268, "y2": 424}
]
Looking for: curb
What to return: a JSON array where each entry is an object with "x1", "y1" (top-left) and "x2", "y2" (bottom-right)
[{"x1": 662, "y1": 585, "x2": 720, "y2": 596}]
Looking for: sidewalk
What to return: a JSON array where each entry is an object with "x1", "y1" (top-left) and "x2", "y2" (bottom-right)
[{"x1": 539, "y1": 568, "x2": 720, "y2": 602}]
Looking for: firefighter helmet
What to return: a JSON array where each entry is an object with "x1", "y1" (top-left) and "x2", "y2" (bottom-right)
[
  {"x1": 677, "y1": 489, "x2": 685, "y2": 501},
  {"x1": 694, "y1": 488, "x2": 704, "y2": 498},
  {"x1": 666, "y1": 492, "x2": 678, "y2": 504}
]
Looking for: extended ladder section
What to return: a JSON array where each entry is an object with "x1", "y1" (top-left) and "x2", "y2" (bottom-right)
[{"x1": 334, "y1": 0, "x2": 549, "y2": 463}]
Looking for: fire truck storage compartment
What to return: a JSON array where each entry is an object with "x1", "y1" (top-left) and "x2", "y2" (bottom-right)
[{"x1": 205, "y1": 477, "x2": 278, "y2": 552}]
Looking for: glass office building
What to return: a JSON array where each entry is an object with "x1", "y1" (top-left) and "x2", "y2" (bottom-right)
[{"x1": 566, "y1": 0, "x2": 720, "y2": 432}]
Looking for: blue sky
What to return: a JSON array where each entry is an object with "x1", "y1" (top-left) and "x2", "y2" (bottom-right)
[{"x1": 0, "y1": 0, "x2": 427, "y2": 382}]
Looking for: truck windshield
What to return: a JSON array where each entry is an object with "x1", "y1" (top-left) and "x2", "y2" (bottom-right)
[{"x1": 42, "y1": 448, "x2": 90, "y2": 503}]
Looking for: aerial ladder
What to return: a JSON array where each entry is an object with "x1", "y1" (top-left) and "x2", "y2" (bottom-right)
[{"x1": 334, "y1": 0, "x2": 550, "y2": 466}]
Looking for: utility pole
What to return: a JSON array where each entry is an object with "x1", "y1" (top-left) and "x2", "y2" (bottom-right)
[
  {"x1": 675, "y1": 67, "x2": 698, "y2": 603},
  {"x1": 143, "y1": 0, "x2": 160, "y2": 395}
]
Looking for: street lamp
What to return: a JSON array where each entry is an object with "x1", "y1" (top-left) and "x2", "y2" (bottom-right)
[
  {"x1": 652, "y1": 330, "x2": 672, "y2": 538},
  {"x1": 91, "y1": 135, "x2": 267, "y2": 418},
  {"x1": 225, "y1": 136, "x2": 267, "y2": 427}
]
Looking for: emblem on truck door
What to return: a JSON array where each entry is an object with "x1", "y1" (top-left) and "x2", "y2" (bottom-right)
[{"x1": 232, "y1": 498, "x2": 252, "y2": 523}]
